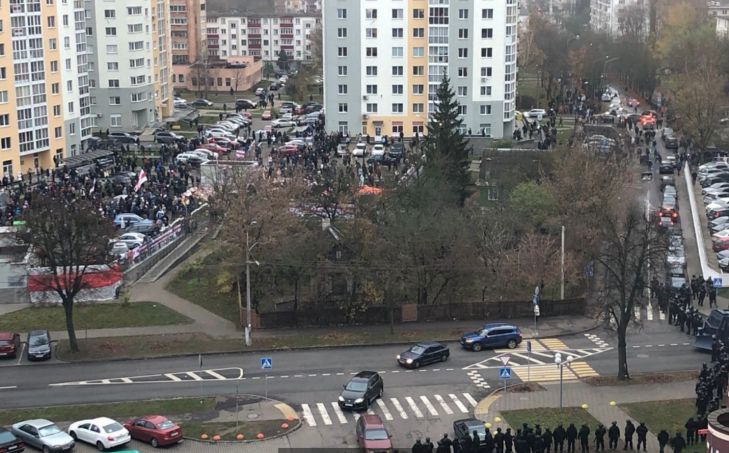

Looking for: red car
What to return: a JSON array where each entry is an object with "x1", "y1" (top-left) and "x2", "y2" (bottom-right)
[
  {"x1": 209, "y1": 137, "x2": 237, "y2": 149},
  {"x1": 356, "y1": 414, "x2": 392, "y2": 452},
  {"x1": 123, "y1": 416, "x2": 182, "y2": 448},
  {"x1": 200, "y1": 142, "x2": 228, "y2": 154},
  {"x1": 0, "y1": 332, "x2": 20, "y2": 358}
]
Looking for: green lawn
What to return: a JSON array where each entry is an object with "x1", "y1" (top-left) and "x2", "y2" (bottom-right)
[
  {"x1": 0, "y1": 398, "x2": 215, "y2": 425},
  {"x1": 501, "y1": 407, "x2": 602, "y2": 431},
  {"x1": 620, "y1": 399, "x2": 696, "y2": 436},
  {"x1": 0, "y1": 302, "x2": 192, "y2": 332}
]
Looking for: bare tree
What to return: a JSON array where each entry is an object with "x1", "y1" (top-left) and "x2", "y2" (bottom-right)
[{"x1": 20, "y1": 197, "x2": 116, "y2": 352}]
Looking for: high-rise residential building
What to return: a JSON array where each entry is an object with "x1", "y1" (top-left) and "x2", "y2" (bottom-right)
[
  {"x1": 171, "y1": 0, "x2": 207, "y2": 66},
  {"x1": 590, "y1": 0, "x2": 648, "y2": 36},
  {"x1": 322, "y1": 0, "x2": 517, "y2": 139},
  {"x1": 152, "y1": 0, "x2": 173, "y2": 120}
]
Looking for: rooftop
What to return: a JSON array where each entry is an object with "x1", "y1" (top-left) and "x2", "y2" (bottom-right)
[{"x1": 207, "y1": 0, "x2": 320, "y2": 18}]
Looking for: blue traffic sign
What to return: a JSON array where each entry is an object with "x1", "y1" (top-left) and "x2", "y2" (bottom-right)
[
  {"x1": 260, "y1": 357, "x2": 272, "y2": 369},
  {"x1": 713, "y1": 277, "x2": 723, "y2": 288},
  {"x1": 499, "y1": 367, "x2": 512, "y2": 379}
]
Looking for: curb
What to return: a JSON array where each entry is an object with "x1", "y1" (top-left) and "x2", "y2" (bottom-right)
[
  {"x1": 182, "y1": 418, "x2": 302, "y2": 444},
  {"x1": 54, "y1": 321, "x2": 604, "y2": 364}
]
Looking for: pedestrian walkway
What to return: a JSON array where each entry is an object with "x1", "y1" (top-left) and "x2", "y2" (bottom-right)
[{"x1": 300, "y1": 392, "x2": 479, "y2": 427}]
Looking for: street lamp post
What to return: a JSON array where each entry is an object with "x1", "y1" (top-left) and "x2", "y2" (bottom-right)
[
  {"x1": 554, "y1": 352, "x2": 574, "y2": 409},
  {"x1": 244, "y1": 222, "x2": 259, "y2": 347}
]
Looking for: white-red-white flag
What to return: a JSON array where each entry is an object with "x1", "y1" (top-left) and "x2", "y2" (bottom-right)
[{"x1": 134, "y1": 169, "x2": 147, "y2": 192}]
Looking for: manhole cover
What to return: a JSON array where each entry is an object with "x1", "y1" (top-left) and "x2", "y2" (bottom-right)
[{"x1": 247, "y1": 413, "x2": 260, "y2": 420}]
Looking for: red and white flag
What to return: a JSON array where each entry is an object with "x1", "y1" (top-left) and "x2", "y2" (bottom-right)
[
  {"x1": 134, "y1": 169, "x2": 147, "y2": 192},
  {"x1": 236, "y1": 149, "x2": 246, "y2": 159}
]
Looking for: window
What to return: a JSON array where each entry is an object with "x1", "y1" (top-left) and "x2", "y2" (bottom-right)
[
  {"x1": 480, "y1": 105, "x2": 492, "y2": 115},
  {"x1": 54, "y1": 126, "x2": 62, "y2": 138},
  {"x1": 458, "y1": 67, "x2": 468, "y2": 77},
  {"x1": 481, "y1": 86, "x2": 492, "y2": 96},
  {"x1": 366, "y1": 66, "x2": 377, "y2": 76},
  {"x1": 336, "y1": 8, "x2": 347, "y2": 19},
  {"x1": 129, "y1": 41, "x2": 144, "y2": 51},
  {"x1": 481, "y1": 28, "x2": 493, "y2": 38},
  {"x1": 392, "y1": 28, "x2": 403, "y2": 38},
  {"x1": 47, "y1": 16, "x2": 55, "y2": 27},
  {"x1": 0, "y1": 68, "x2": 5, "y2": 80},
  {"x1": 107, "y1": 62, "x2": 118, "y2": 71},
  {"x1": 413, "y1": 47, "x2": 424, "y2": 57},
  {"x1": 366, "y1": 103, "x2": 378, "y2": 113},
  {"x1": 481, "y1": 67, "x2": 493, "y2": 77},
  {"x1": 53, "y1": 105, "x2": 60, "y2": 116},
  {"x1": 0, "y1": 91, "x2": 6, "y2": 104},
  {"x1": 366, "y1": 28, "x2": 377, "y2": 38},
  {"x1": 413, "y1": 27, "x2": 424, "y2": 37},
  {"x1": 337, "y1": 28, "x2": 347, "y2": 38},
  {"x1": 413, "y1": 84, "x2": 424, "y2": 94},
  {"x1": 65, "y1": 58, "x2": 72, "y2": 70},
  {"x1": 66, "y1": 80, "x2": 72, "y2": 91},
  {"x1": 365, "y1": 47, "x2": 377, "y2": 57},
  {"x1": 51, "y1": 83, "x2": 59, "y2": 94},
  {"x1": 337, "y1": 47, "x2": 347, "y2": 57},
  {"x1": 107, "y1": 45, "x2": 118, "y2": 54},
  {"x1": 413, "y1": 103, "x2": 424, "y2": 113},
  {"x1": 104, "y1": 9, "x2": 115, "y2": 18},
  {"x1": 366, "y1": 84, "x2": 378, "y2": 94},
  {"x1": 105, "y1": 27, "x2": 116, "y2": 36},
  {"x1": 482, "y1": 48, "x2": 493, "y2": 58},
  {"x1": 392, "y1": 66, "x2": 403, "y2": 76},
  {"x1": 0, "y1": 114, "x2": 8, "y2": 126},
  {"x1": 127, "y1": 6, "x2": 142, "y2": 14},
  {"x1": 458, "y1": 9, "x2": 469, "y2": 19},
  {"x1": 457, "y1": 105, "x2": 467, "y2": 115},
  {"x1": 338, "y1": 66, "x2": 348, "y2": 76},
  {"x1": 108, "y1": 79, "x2": 119, "y2": 88},
  {"x1": 110, "y1": 114, "x2": 122, "y2": 127},
  {"x1": 392, "y1": 84, "x2": 403, "y2": 95},
  {"x1": 109, "y1": 96, "x2": 121, "y2": 105},
  {"x1": 457, "y1": 87, "x2": 468, "y2": 96},
  {"x1": 49, "y1": 39, "x2": 57, "y2": 50},
  {"x1": 458, "y1": 48, "x2": 468, "y2": 58},
  {"x1": 63, "y1": 37, "x2": 70, "y2": 48},
  {"x1": 365, "y1": 9, "x2": 377, "y2": 19},
  {"x1": 338, "y1": 103, "x2": 348, "y2": 113},
  {"x1": 392, "y1": 47, "x2": 403, "y2": 57},
  {"x1": 0, "y1": 138, "x2": 10, "y2": 150},
  {"x1": 458, "y1": 29, "x2": 468, "y2": 39},
  {"x1": 50, "y1": 61, "x2": 58, "y2": 72},
  {"x1": 412, "y1": 66, "x2": 424, "y2": 76},
  {"x1": 482, "y1": 8, "x2": 494, "y2": 18},
  {"x1": 130, "y1": 58, "x2": 145, "y2": 68},
  {"x1": 128, "y1": 24, "x2": 143, "y2": 33},
  {"x1": 413, "y1": 9, "x2": 424, "y2": 19},
  {"x1": 392, "y1": 103, "x2": 403, "y2": 113},
  {"x1": 67, "y1": 101, "x2": 74, "y2": 113},
  {"x1": 337, "y1": 84, "x2": 347, "y2": 94},
  {"x1": 392, "y1": 9, "x2": 403, "y2": 19}
]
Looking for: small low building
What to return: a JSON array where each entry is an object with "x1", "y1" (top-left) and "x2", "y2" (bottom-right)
[
  {"x1": 707, "y1": 408, "x2": 729, "y2": 452},
  {"x1": 173, "y1": 56, "x2": 263, "y2": 93}
]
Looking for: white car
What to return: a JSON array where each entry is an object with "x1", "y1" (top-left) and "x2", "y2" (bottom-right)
[
  {"x1": 176, "y1": 152, "x2": 208, "y2": 164},
  {"x1": 205, "y1": 130, "x2": 236, "y2": 140},
  {"x1": 115, "y1": 232, "x2": 147, "y2": 248},
  {"x1": 352, "y1": 142, "x2": 368, "y2": 157},
  {"x1": 68, "y1": 417, "x2": 131, "y2": 451},
  {"x1": 525, "y1": 108, "x2": 547, "y2": 120},
  {"x1": 192, "y1": 149, "x2": 217, "y2": 160},
  {"x1": 371, "y1": 144, "x2": 385, "y2": 156},
  {"x1": 173, "y1": 97, "x2": 187, "y2": 108},
  {"x1": 337, "y1": 143, "x2": 349, "y2": 157},
  {"x1": 272, "y1": 119, "x2": 296, "y2": 128}
]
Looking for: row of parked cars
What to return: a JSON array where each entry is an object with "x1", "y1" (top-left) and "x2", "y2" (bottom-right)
[
  {"x1": 698, "y1": 160, "x2": 729, "y2": 269},
  {"x1": 0, "y1": 415, "x2": 183, "y2": 452}
]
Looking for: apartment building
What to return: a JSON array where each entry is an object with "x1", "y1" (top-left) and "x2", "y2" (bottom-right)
[
  {"x1": 283, "y1": 0, "x2": 321, "y2": 13},
  {"x1": 171, "y1": 0, "x2": 206, "y2": 65},
  {"x1": 322, "y1": 0, "x2": 517, "y2": 139},
  {"x1": 590, "y1": 0, "x2": 648, "y2": 36},
  {"x1": 85, "y1": 0, "x2": 172, "y2": 132},
  {"x1": 206, "y1": 14, "x2": 320, "y2": 63}
]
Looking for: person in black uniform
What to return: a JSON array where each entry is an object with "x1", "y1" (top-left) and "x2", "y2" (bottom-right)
[
  {"x1": 578, "y1": 424, "x2": 590, "y2": 453},
  {"x1": 566, "y1": 423, "x2": 578, "y2": 453},
  {"x1": 608, "y1": 422, "x2": 620, "y2": 450},
  {"x1": 505, "y1": 428, "x2": 513, "y2": 453},
  {"x1": 657, "y1": 430, "x2": 669, "y2": 453},
  {"x1": 595, "y1": 424, "x2": 606, "y2": 451},
  {"x1": 623, "y1": 421, "x2": 635, "y2": 450},
  {"x1": 553, "y1": 424, "x2": 566, "y2": 453},
  {"x1": 635, "y1": 423, "x2": 648, "y2": 452},
  {"x1": 543, "y1": 427, "x2": 553, "y2": 453},
  {"x1": 495, "y1": 427, "x2": 505, "y2": 453},
  {"x1": 684, "y1": 418, "x2": 696, "y2": 446}
]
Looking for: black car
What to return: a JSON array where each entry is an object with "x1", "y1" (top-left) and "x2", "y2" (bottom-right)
[
  {"x1": 154, "y1": 131, "x2": 184, "y2": 144},
  {"x1": 338, "y1": 371, "x2": 383, "y2": 411},
  {"x1": 110, "y1": 174, "x2": 132, "y2": 185},
  {"x1": 659, "y1": 161, "x2": 675, "y2": 175},
  {"x1": 367, "y1": 154, "x2": 396, "y2": 166},
  {"x1": 107, "y1": 132, "x2": 137, "y2": 144},
  {"x1": 27, "y1": 330, "x2": 51, "y2": 361},
  {"x1": 125, "y1": 222, "x2": 161, "y2": 238},
  {"x1": 235, "y1": 99, "x2": 257, "y2": 110},
  {"x1": 190, "y1": 98, "x2": 213, "y2": 108},
  {"x1": 396, "y1": 342, "x2": 449, "y2": 368},
  {"x1": 388, "y1": 142, "x2": 404, "y2": 159},
  {"x1": 0, "y1": 427, "x2": 24, "y2": 453},
  {"x1": 453, "y1": 418, "x2": 488, "y2": 446}
]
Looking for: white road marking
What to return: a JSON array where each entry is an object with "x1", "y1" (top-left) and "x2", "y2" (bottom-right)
[
  {"x1": 16, "y1": 344, "x2": 25, "y2": 365},
  {"x1": 353, "y1": 412, "x2": 361, "y2": 422},
  {"x1": 405, "y1": 397, "x2": 424, "y2": 418},
  {"x1": 670, "y1": 343, "x2": 678, "y2": 346},
  {"x1": 0, "y1": 386, "x2": 17, "y2": 390},
  {"x1": 647, "y1": 308, "x2": 654, "y2": 321},
  {"x1": 301, "y1": 404, "x2": 316, "y2": 427},
  {"x1": 164, "y1": 373, "x2": 181, "y2": 382},
  {"x1": 446, "y1": 368, "x2": 454, "y2": 371},
  {"x1": 531, "y1": 351, "x2": 555, "y2": 358},
  {"x1": 294, "y1": 374, "x2": 304, "y2": 378},
  {"x1": 120, "y1": 378, "x2": 132, "y2": 383},
  {"x1": 391, "y1": 370, "x2": 400, "y2": 373},
  {"x1": 322, "y1": 373, "x2": 331, "y2": 376},
  {"x1": 330, "y1": 402, "x2": 347, "y2": 424},
  {"x1": 658, "y1": 344, "x2": 665, "y2": 347},
  {"x1": 335, "y1": 372, "x2": 344, "y2": 376},
  {"x1": 449, "y1": 394, "x2": 468, "y2": 413},
  {"x1": 634, "y1": 306, "x2": 641, "y2": 320},
  {"x1": 463, "y1": 393, "x2": 478, "y2": 407},
  {"x1": 434, "y1": 394, "x2": 453, "y2": 415},
  {"x1": 659, "y1": 311, "x2": 666, "y2": 321},
  {"x1": 420, "y1": 396, "x2": 439, "y2": 416},
  {"x1": 316, "y1": 402, "x2": 332, "y2": 425},
  {"x1": 390, "y1": 398, "x2": 408, "y2": 419},
  {"x1": 205, "y1": 370, "x2": 227, "y2": 380},
  {"x1": 308, "y1": 374, "x2": 317, "y2": 377},
  {"x1": 101, "y1": 379, "x2": 111, "y2": 384},
  {"x1": 186, "y1": 372, "x2": 203, "y2": 381},
  {"x1": 279, "y1": 376, "x2": 289, "y2": 379},
  {"x1": 251, "y1": 377, "x2": 260, "y2": 380},
  {"x1": 376, "y1": 399, "x2": 394, "y2": 421},
  {"x1": 513, "y1": 352, "x2": 545, "y2": 364}
]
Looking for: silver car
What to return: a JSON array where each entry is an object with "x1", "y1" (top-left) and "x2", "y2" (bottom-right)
[{"x1": 12, "y1": 419, "x2": 75, "y2": 452}]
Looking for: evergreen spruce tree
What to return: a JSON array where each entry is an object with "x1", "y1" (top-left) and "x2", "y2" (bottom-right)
[{"x1": 424, "y1": 76, "x2": 472, "y2": 205}]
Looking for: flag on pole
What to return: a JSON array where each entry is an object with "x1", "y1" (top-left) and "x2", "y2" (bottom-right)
[{"x1": 134, "y1": 169, "x2": 147, "y2": 192}]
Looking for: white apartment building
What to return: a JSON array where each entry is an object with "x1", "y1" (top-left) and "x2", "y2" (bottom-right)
[
  {"x1": 322, "y1": 0, "x2": 517, "y2": 139},
  {"x1": 206, "y1": 14, "x2": 320, "y2": 63},
  {"x1": 590, "y1": 0, "x2": 648, "y2": 36}
]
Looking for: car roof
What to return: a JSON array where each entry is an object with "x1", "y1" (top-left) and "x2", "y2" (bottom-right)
[
  {"x1": 455, "y1": 418, "x2": 484, "y2": 427},
  {"x1": 353, "y1": 370, "x2": 378, "y2": 380},
  {"x1": 360, "y1": 414, "x2": 385, "y2": 427},
  {"x1": 18, "y1": 419, "x2": 54, "y2": 428},
  {"x1": 140, "y1": 415, "x2": 168, "y2": 424},
  {"x1": 84, "y1": 417, "x2": 117, "y2": 425},
  {"x1": 416, "y1": 341, "x2": 444, "y2": 348},
  {"x1": 481, "y1": 322, "x2": 514, "y2": 330}
]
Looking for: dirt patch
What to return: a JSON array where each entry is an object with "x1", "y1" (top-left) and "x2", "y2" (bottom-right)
[
  {"x1": 584, "y1": 370, "x2": 698, "y2": 386},
  {"x1": 506, "y1": 382, "x2": 546, "y2": 393}
]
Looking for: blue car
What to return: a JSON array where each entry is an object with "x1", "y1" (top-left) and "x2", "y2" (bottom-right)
[{"x1": 459, "y1": 323, "x2": 522, "y2": 351}]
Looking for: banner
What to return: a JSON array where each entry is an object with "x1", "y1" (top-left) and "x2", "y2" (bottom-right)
[{"x1": 27, "y1": 265, "x2": 123, "y2": 304}]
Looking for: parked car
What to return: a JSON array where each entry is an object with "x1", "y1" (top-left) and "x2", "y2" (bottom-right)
[
  {"x1": 173, "y1": 97, "x2": 187, "y2": 108},
  {"x1": 125, "y1": 222, "x2": 161, "y2": 238},
  {"x1": 235, "y1": 99, "x2": 257, "y2": 110},
  {"x1": 371, "y1": 144, "x2": 385, "y2": 157},
  {"x1": 459, "y1": 323, "x2": 522, "y2": 351},
  {"x1": 659, "y1": 161, "x2": 675, "y2": 175},
  {"x1": 107, "y1": 132, "x2": 137, "y2": 144},
  {"x1": 271, "y1": 119, "x2": 296, "y2": 128},
  {"x1": 396, "y1": 342, "x2": 449, "y2": 368},
  {"x1": 12, "y1": 420, "x2": 74, "y2": 452},
  {"x1": 388, "y1": 142, "x2": 404, "y2": 159},
  {"x1": 110, "y1": 241, "x2": 130, "y2": 257},
  {"x1": 261, "y1": 110, "x2": 272, "y2": 120},
  {"x1": 114, "y1": 213, "x2": 152, "y2": 228},
  {"x1": 154, "y1": 131, "x2": 184, "y2": 144},
  {"x1": 199, "y1": 143, "x2": 228, "y2": 154},
  {"x1": 27, "y1": 330, "x2": 51, "y2": 361},
  {"x1": 190, "y1": 98, "x2": 213, "y2": 108},
  {"x1": 355, "y1": 415, "x2": 392, "y2": 452},
  {"x1": 352, "y1": 142, "x2": 368, "y2": 157},
  {"x1": 337, "y1": 143, "x2": 349, "y2": 157},
  {"x1": 115, "y1": 232, "x2": 147, "y2": 249},
  {"x1": 525, "y1": 108, "x2": 547, "y2": 119},
  {"x1": 454, "y1": 418, "x2": 489, "y2": 447},
  {"x1": 0, "y1": 331, "x2": 20, "y2": 359},
  {"x1": 68, "y1": 417, "x2": 131, "y2": 451},
  {"x1": 338, "y1": 371, "x2": 383, "y2": 411},
  {"x1": 175, "y1": 152, "x2": 208, "y2": 165},
  {"x1": 366, "y1": 154, "x2": 397, "y2": 166},
  {"x1": 0, "y1": 427, "x2": 24, "y2": 453},
  {"x1": 123, "y1": 416, "x2": 182, "y2": 448}
]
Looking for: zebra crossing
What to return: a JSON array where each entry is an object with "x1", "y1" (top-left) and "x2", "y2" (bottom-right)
[
  {"x1": 608, "y1": 304, "x2": 666, "y2": 329},
  {"x1": 513, "y1": 361, "x2": 599, "y2": 383},
  {"x1": 466, "y1": 370, "x2": 491, "y2": 389},
  {"x1": 463, "y1": 347, "x2": 607, "y2": 370},
  {"x1": 299, "y1": 392, "x2": 478, "y2": 427},
  {"x1": 49, "y1": 367, "x2": 244, "y2": 386},
  {"x1": 584, "y1": 333, "x2": 610, "y2": 348}
]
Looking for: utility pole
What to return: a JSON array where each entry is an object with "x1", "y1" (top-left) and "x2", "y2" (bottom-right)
[
  {"x1": 245, "y1": 229, "x2": 252, "y2": 347},
  {"x1": 561, "y1": 225, "x2": 565, "y2": 300}
]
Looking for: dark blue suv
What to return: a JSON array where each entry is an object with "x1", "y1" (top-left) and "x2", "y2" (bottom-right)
[{"x1": 459, "y1": 323, "x2": 522, "y2": 351}]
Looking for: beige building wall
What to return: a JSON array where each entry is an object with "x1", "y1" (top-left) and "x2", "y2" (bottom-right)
[
  {"x1": 153, "y1": 0, "x2": 174, "y2": 118},
  {"x1": 174, "y1": 56, "x2": 262, "y2": 92}
]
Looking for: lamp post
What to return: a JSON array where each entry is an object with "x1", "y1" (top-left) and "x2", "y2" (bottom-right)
[
  {"x1": 554, "y1": 352, "x2": 574, "y2": 409},
  {"x1": 244, "y1": 221, "x2": 259, "y2": 347}
]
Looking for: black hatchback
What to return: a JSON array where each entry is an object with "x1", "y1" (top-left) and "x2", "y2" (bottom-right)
[
  {"x1": 338, "y1": 371, "x2": 383, "y2": 411},
  {"x1": 396, "y1": 342, "x2": 449, "y2": 368}
]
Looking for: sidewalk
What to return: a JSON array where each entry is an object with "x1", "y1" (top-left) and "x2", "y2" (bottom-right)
[{"x1": 477, "y1": 380, "x2": 695, "y2": 451}]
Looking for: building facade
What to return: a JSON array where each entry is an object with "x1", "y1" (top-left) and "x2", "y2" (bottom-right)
[
  {"x1": 322, "y1": 0, "x2": 516, "y2": 139},
  {"x1": 590, "y1": 0, "x2": 648, "y2": 36},
  {"x1": 205, "y1": 14, "x2": 320, "y2": 62},
  {"x1": 170, "y1": 0, "x2": 206, "y2": 66}
]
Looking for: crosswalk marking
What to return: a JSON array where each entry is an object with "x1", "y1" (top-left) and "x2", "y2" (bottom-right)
[
  {"x1": 420, "y1": 396, "x2": 438, "y2": 416},
  {"x1": 570, "y1": 362, "x2": 599, "y2": 377},
  {"x1": 164, "y1": 373, "x2": 181, "y2": 381},
  {"x1": 405, "y1": 397, "x2": 424, "y2": 418},
  {"x1": 376, "y1": 399, "x2": 394, "y2": 421},
  {"x1": 434, "y1": 394, "x2": 453, "y2": 415},
  {"x1": 120, "y1": 378, "x2": 132, "y2": 383},
  {"x1": 330, "y1": 402, "x2": 347, "y2": 424},
  {"x1": 513, "y1": 352, "x2": 545, "y2": 364},
  {"x1": 353, "y1": 412, "x2": 361, "y2": 422},
  {"x1": 541, "y1": 339, "x2": 568, "y2": 349},
  {"x1": 390, "y1": 398, "x2": 408, "y2": 419},
  {"x1": 186, "y1": 372, "x2": 203, "y2": 381},
  {"x1": 205, "y1": 370, "x2": 227, "y2": 380},
  {"x1": 495, "y1": 338, "x2": 547, "y2": 353},
  {"x1": 647, "y1": 308, "x2": 654, "y2": 321},
  {"x1": 301, "y1": 404, "x2": 316, "y2": 427},
  {"x1": 463, "y1": 393, "x2": 478, "y2": 407},
  {"x1": 316, "y1": 403, "x2": 332, "y2": 425},
  {"x1": 449, "y1": 394, "x2": 468, "y2": 413}
]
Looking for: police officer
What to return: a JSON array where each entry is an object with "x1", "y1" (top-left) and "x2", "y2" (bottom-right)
[
  {"x1": 657, "y1": 430, "x2": 669, "y2": 453},
  {"x1": 495, "y1": 427, "x2": 505, "y2": 453},
  {"x1": 635, "y1": 423, "x2": 648, "y2": 452},
  {"x1": 670, "y1": 432, "x2": 686, "y2": 453},
  {"x1": 566, "y1": 423, "x2": 578, "y2": 453},
  {"x1": 578, "y1": 424, "x2": 590, "y2": 453},
  {"x1": 608, "y1": 422, "x2": 620, "y2": 451},
  {"x1": 505, "y1": 428, "x2": 514, "y2": 453},
  {"x1": 543, "y1": 427, "x2": 553, "y2": 453},
  {"x1": 685, "y1": 417, "x2": 696, "y2": 445},
  {"x1": 624, "y1": 420, "x2": 635, "y2": 450},
  {"x1": 595, "y1": 424, "x2": 606, "y2": 451},
  {"x1": 553, "y1": 424, "x2": 566, "y2": 453},
  {"x1": 413, "y1": 439, "x2": 425, "y2": 453},
  {"x1": 424, "y1": 437, "x2": 435, "y2": 453}
]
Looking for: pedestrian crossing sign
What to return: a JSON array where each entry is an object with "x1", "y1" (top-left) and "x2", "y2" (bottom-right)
[
  {"x1": 499, "y1": 367, "x2": 512, "y2": 379},
  {"x1": 260, "y1": 357, "x2": 272, "y2": 369},
  {"x1": 713, "y1": 277, "x2": 723, "y2": 288}
]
